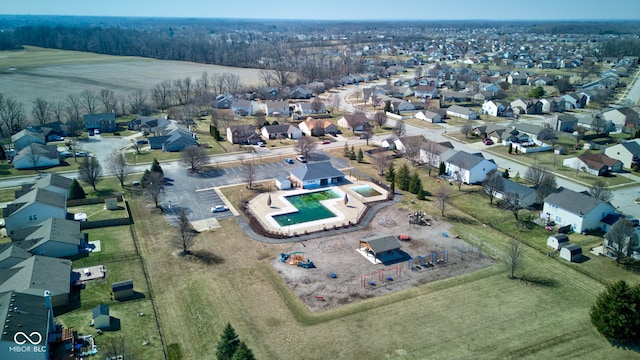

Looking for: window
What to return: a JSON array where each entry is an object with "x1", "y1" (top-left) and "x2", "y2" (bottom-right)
[
  {"x1": 555, "y1": 216, "x2": 562, "y2": 223},
  {"x1": 28, "y1": 214, "x2": 38, "y2": 221}
]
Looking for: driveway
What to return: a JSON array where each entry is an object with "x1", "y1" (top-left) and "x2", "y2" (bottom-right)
[{"x1": 73, "y1": 134, "x2": 132, "y2": 165}]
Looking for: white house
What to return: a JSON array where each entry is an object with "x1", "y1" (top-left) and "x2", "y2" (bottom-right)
[
  {"x1": 415, "y1": 110, "x2": 442, "y2": 123},
  {"x1": 261, "y1": 124, "x2": 302, "y2": 140},
  {"x1": 3, "y1": 188, "x2": 67, "y2": 236},
  {"x1": 481, "y1": 100, "x2": 510, "y2": 117},
  {"x1": 12, "y1": 218, "x2": 88, "y2": 258},
  {"x1": 265, "y1": 100, "x2": 291, "y2": 116},
  {"x1": 604, "y1": 139, "x2": 640, "y2": 169},
  {"x1": 12, "y1": 143, "x2": 60, "y2": 170},
  {"x1": 446, "y1": 105, "x2": 478, "y2": 120},
  {"x1": 337, "y1": 113, "x2": 370, "y2": 132},
  {"x1": 542, "y1": 187, "x2": 616, "y2": 233},
  {"x1": 445, "y1": 151, "x2": 497, "y2": 184},
  {"x1": 289, "y1": 162, "x2": 345, "y2": 189}
]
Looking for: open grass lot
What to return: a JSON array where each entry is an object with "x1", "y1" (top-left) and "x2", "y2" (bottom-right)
[
  {"x1": 0, "y1": 46, "x2": 262, "y2": 113},
  {"x1": 68, "y1": 201, "x2": 128, "y2": 221}
]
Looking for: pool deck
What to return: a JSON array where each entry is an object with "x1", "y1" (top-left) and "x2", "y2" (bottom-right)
[{"x1": 246, "y1": 179, "x2": 388, "y2": 237}]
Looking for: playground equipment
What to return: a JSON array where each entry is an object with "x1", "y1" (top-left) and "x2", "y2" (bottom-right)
[
  {"x1": 408, "y1": 250, "x2": 449, "y2": 271},
  {"x1": 409, "y1": 211, "x2": 431, "y2": 226},
  {"x1": 279, "y1": 252, "x2": 315, "y2": 268},
  {"x1": 360, "y1": 266, "x2": 402, "y2": 287}
]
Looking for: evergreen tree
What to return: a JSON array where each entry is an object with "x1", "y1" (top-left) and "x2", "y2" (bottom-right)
[
  {"x1": 343, "y1": 142, "x2": 350, "y2": 158},
  {"x1": 216, "y1": 323, "x2": 240, "y2": 360},
  {"x1": 385, "y1": 163, "x2": 396, "y2": 182},
  {"x1": 438, "y1": 162, "x2": 446, "y2": 176},
  {"x1": 503, "y1": 169, "x2": 510, "y2": 179},
  {"x1": 417, "y1": 188, "x2": 425, "y2": 200},
  {"x1": 508, "y1": 145, "x2": 513, "y2": 154},
  {"x1": 231, "y1": 341, "x2": 255, "y2": 360},
  {"x1": 69, "y1": 178, "x2": 86, "y2": 200},
  {"x1": 389, "y1": 181, "x2": 395, "y2": 194},
  {"x1": 140, "y1": 169, "x2": 151, "y2": 188},
  {"x1": 349, "y1": 146, "x2": 356, "y2": 160},
  {"x1": 151, "y1": 158, "x2": 163, "y2": 175},
  {"x1": 409, "y1": 172, "x2": 422, "y2": 194},
  {"x1": 396, "y1": 163, "x2": 411, "y2": 191},
  {"x1": 356, "y1": 148, "x2": 364, "y2": 162},
  {"x1": 590, "y1": 280, "x2": 640, "y2": 343}
]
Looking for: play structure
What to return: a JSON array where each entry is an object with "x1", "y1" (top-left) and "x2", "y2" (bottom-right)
[
  {"x1": 360, "y1": 266, "x2": 402, "y2": 287},
  {"x1": 279, "y1": 252, "x2": 315, "y2": 268},
  {"x1": 408, "y1": 211, "x2": 431, "y2": 226},
  {"x1": 407, "y1": 250, "x2": 448, "y2": 271}
]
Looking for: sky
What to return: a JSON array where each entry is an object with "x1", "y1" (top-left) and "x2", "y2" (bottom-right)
[{"x1": 1, "y1": 0, "x2": 639, "y2": 21}]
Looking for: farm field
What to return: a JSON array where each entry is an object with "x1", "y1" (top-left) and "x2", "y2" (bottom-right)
[{"x1": 0, "y1": 46, "x2": 262, "y2": 113}]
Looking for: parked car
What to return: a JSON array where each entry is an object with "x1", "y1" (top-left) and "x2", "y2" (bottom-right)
[
  {"x1": 88, "y1": 130, "x2": 94, "y2": 136},
  {"x1": 284, "y1": 158, "x2": 295, "y2": 164},
  {"x1": 59, "y1": 151, "x2": 73, "y2": 158},
  {"x1": 257, "y1": 141, "x2": 265, "y2": 147},
  {"x1": 296, "y1": 155, "x2": 307, "y2": 163},
  {"x1": 322, "y1": 140, "x2": 331, "y2": 144},
  {"x1": 211, "y1": 205, "x2": 229, "y2": 213},
  {"x1": 94, "y1": 129, "x2": 100, "y2": 135},
  {"x1": 136, "y1": 139, "x2": 149, "y2": 145},
  {"x1": 483, "y1": 138, "x2": 494, "y2": 145},
  {"x1": 50, "y1": 135, "x2": 64, "y2": 141},
  {"x1": 75, "y1": 151, "x2": 90, "y2": 157}
]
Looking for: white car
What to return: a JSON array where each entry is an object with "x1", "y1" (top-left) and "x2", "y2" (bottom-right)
[{"x1": 211, "y1": 205, "x2": 229, "y2": 213}]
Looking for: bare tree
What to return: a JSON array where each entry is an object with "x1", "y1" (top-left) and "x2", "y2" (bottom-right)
[
  {"x1": 606, "y1": 218, "x2": 639, "y2": 263},
  {"x1": 151, "y1": 80, "x2": 173, "y2": 111},
  {"x1": 591, "y1": 113, "x2": 608, "y2": 134},
  {"x1": 0, "y1": 96, "x2": 25, "y2": 135},
  {"x1": 460, "y1": 123, "x2": 472, "y2": 139},
  {"x1": 273, "y1": 65, "x2": 294, "y2": 88},
  {"x1": 242, "y1": 158, "x2": 257, "y2": 190},
  {"x1": 105, "y1": 150, "x2": 132, "y2": 188},
  {"x1": 31, "y1": 97, "x2": 51, "y2": 125},
  {"x1": 65, "y1": 93, "x2": 83, "y2": 125},
  {"x1": 330, "y1": 94, "x2": 342, "y2": 112},
  {"x1": 78, "y1": 157, "x2": 103, "y2": 191},
  {"x1": 370, "y1": 152, "x2": 391, "y2": 176},
  {"x1": 524, "y1": 165, "x2": 550, "y2": 186},
  {"x1": 294, "y1": 136, "x2": 317, "y2": 159},
  {"x1": 144, "y1": 171, "x2": 165, "y2": 208},
  {"x1": 422, "y1": 140, "x2": 440, "y2": 177},
  {"x1": 361, "y1": 125, "x2": 373, "y2": 145},
  {"x1": 589, "y1": 179, "x2": 613, "y2": 202},
  {"x1": 258, "y1": 69, "x2": 275, "y2": 88},
  {"x1": 373, "y1": 111, "x2": 387, "y2": 128},
  {"x1": 402, "y1": 136, "x2": 423, "y2": 166},
  {"x1": 500, "y1": 192, "x2": 523, "y2": 222},
  {"x1": 99, "y1": 89, "x2": 117, "y2": 113},
  {"x1": 506, "y1": 239, "x2": 523, "y2": 279},
  {"x1": 392, "y1": 120, "x2": 406, "y2": 138},
  {"x1": 51, "y1": 101, "x2": 65, "y2": 122},
  {"x1": 180, "y1": 145, "x2": 209, "y2": 172},
  {"x1": 127, "y1": 89, "x2": 148, "y2": 115},
  {"x1": 310, "y1": 98, "x2": 324, "y2": 114},
  {"x1": 175, "y1": 210, "x2": 195, "y2": 255},
  {"x1": 483, "y1": 171, "x2": 504, "y2": 204},
  {"x1": 537, "y1": 126, "x2": 558, "y2": 150},
  {"x1": 435, "y1": 185, "x2": 450, "y2": 217},
  {"x1": 79, "y1": 89, "x2": 100, "y2": 114},
  {"x1": 23, "y1": 143, "x2": 43, "y2": 169}
]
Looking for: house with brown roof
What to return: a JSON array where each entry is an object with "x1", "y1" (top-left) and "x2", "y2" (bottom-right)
[
  {"x1": 563, "y1": 153, "x2": 623, "y2": 176},
  {"x1": 226, "y1": 125, "x2": 262, "y2": 145},
  {"x1": 298, "y1": 117, "x2": 338, "y2": 137},
  {"x1": 337, "y1": 113, "x2": 370, "y2": 132}
]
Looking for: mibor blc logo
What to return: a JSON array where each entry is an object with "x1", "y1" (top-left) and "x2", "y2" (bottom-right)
[{"x1": 9, "y1": 331, "x2": 46, "y2": 353}]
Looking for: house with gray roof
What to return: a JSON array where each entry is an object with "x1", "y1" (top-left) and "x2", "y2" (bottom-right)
[
  {"x1": 415, "y1": 109, "x2": 442, "y2": 123},
  {"x1": 92, "y1": 303, "x2": 112, "y2": 329},
  {"x1": 150, "y1": 128, "x2": 199, "y2": 152},
  {"x1": 12, "y1": 218, "x2": 88, "y2": 258},
  {"x1": 493, "y1": 178, "x2": 538, "y2": 208},
  {"x1": 11, "y1": 128, "x2": 46, "y2": 151},
  {"x1": 446, "y1": 105, "x2": 478, "y2": 120},
  {"x1": 445, "y1": 151, "x2": 497, "y2": 184},
  {"x1": 604, "y1": 139, "x2": 640, "y2": 169},
  {"x1": 0, "y1": 255, "x2": 72, "y2": 307},
  {"x1": 15, "y1": 173, "x2": 73, "y2": 198},
  {"x1": 3, "y1": 188, "x2": 67, "y2": 236},
  {"x1": 0, "y1": 244, "x2": 32, "y2": 269},
  {"x1": 12, "y1": 143, "x2": 60, "y2": 170},
  {"x1": 289, "y1": 162, "x2": 345, "y2": 189},
  {"x1": 261, "y1": 124, "x2": 302, "y2": 140},
  {"x1": 542, "y1": 187, "x2": 616, "y2": 233},
  {"x1": 83, "y1": 112, "x2": 116, "y2": 133}
]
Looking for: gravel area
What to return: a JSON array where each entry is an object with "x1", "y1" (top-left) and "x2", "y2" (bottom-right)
[{"x1": 271, "y1": 206, "x2": 496, "y2": 312}]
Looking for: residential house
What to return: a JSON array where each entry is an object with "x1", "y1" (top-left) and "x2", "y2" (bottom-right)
[
  {"x1": 391, "y1": 99, "x2": 416, "y2": 112},
  {"x1": 446, "y1": 105, "x2": 478, "y2": 120},
  {"x1": 225, "y1": 125, "x2": 261, "y2": 145},
  {"x1": 561, "y1": 93, "x2": 588, "y2": 109},
  {"x1": 481, "y1": 100, "x2": 511, "y2": 117},
  {"x1": 415, "y1": 110, "x2": 442, "y2": 123},
  {"x1": 604, "y1": 139, "x2": 640, "y2": 169},
  {"x1": 603, "y1": 221, "x2": 640, "y2": 259},
  {"x1": 547, "y1": 114, "x2": 578, "y2": 132},
  {"x1": 148, "y1": 128, "x2": 198, "y2": 152},
  {"x1": 213, "y1": 94, "x2": 235, "y2": 109},
  {"x1": 289, "y1": 161, "x2": 345, "y2": 189},
  {"x1": 542, "y1": 187, "x2": 616, "y2": 233},
  {"x1": 288, "y1": 86, "x2": 313, "y2": 99},
  {"x1": 265, "y1": 100, "x2": 291, "y2": 116},
  {"x1": 83, "y1": 112, "x2": 116, "y2": 133},
  {"x1": 563, "y1": 153, "x2": 622, "y2": 176},
  {"x1": 261, "y1": 124, "x2": 302, "y2": 140},
  {"x1": 419, "y1": 140, "x2": 456, "y2": 167},
  {"x1": 531, "y1": 76, "x2": 555, "y2": 86},
  {"x1": 539, "y1": 97, "x2": 566, "y2": 113},
  {"x1": 414, "y1": 84, "x2": 438, "y2": 99},
  {"x1": 15, "y1": 173, "x2": 73, "y2": 199},
  {"x1": 445, "y1": 151, "x2": 497, "y2": 184},
  {"x1": 298, "y1": 118, "x2": 338, "y2": 137},
  {"x1": 12, "y1": 144, "x2": 60, "y2": 170},
  {"x1": 128, "y1": 116, "x2": 172, "y2": 136},
  {"x1": 494, "y1": 178, "x2": 538, "y2": 207},
  {"x1": 510, "y1": 98, "x2": 543, "y2": 115},
  {"x1": 3, "y1": 188, "x2": 67, "y2": 236},
  {"x1": 0, "y1": 255, "x2": 72, "y2": 307},
  {"x1": 11, "y1": 218, "x2": 88, "y2": 258},
  {"x1": 392, "y1": 86, "x2": 414, "y2": 98},
  {"x1": 294, "y1": 102, "x2": 325, "y2": 116},
  {"x1": 472, "y1": 124, "x2": 507, "y2": 143},
  {"x1": 11, "y1": 129, "x2": 46, "y2": 151},
  {"x1": 507, "y1": 74, "x2": 528, "y2": 85},
  {"x1": 601, "y1": 107, "x2": 640, "y2": 132},
  {"x1": 442, "y1": 91, "x2": 471, "y2": 102},
  {"x1": 0, "y1": 244, "x2": 32, "y2": 269},
  {"x1": 231, "y1": 99, "x2": 255, "y2": 116}
]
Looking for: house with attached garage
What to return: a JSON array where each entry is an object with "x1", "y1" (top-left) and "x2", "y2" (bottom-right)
[
  {"x1": 445, "y1": 151, "x2": 497, "y2": 184},
  {"x1": 10, "y1": 218, "x2": 88, "y2": 258},
  {"x1": 600, "y1": 107, "x2": 640, "y2": 132},
  {"x1": 419, "y1": 140, "x2": 456, "y2": 168},
  {"x1": 261, "y1": 124, "x2": 302, "y2": 140},
  {"x1": 547, "y1": 113, "x2": 578, "y2": 132},
  {"x1": 83, "y1": 112, "x2": 116, "y2": 133},
  {"x1": 481, "y1": 100, "x2": 512, "y2": 117},
  {"x1": 15, "y1": 173, "x2": 73, "y2": 198},
  {"x1": 561, "y1": 92, "x2": 588, "y2": 109},
  {"x1": 415, "y1": 109, "x2": 443, "y2": 123},
  {"x1": 337, "y1": 113, "x2": 370, "y2": 132},
  {"x1": 542, "y1": 187, "x2": 616, "y2": 234},
  {"x1": 446, "y1": 105, "x2": 478, "y2": 120},
  {"x1": 563, "y1": 153, "x2": 623, "y2": 176},
  {"x1": 0, "y1": 255, "x2": 72, "y2": 307},
  {"x1": 265, "y1": 100, "x2": 291, "y2": 116},
  {"x1": 148, "y1": 128, "x2": 198, "y2": 152},
  {"x1": 494, "y1": 178, "x2": 538, "y2": 208},
  {"x1": 414, "y1": 84, "x2": 438, "y2": 99},
  {"x1": 3, "y1": 188, "x2": 67, "y2": 236},
  {"x1": 298, "y1": 118, "x2": 338, "y2": 137},
  {"x1": 603, "y1": 139, "x2": 640, "y2": 169},
  {"x1": 12, "y1": 143, "x2": 60, "y2": 170},
  {"x1": 539, "y1": 97, "x2": 566, "y2": 113},
  {"x1": 0, "y1": 243, "x2": 32, "y2": 269},
  {"x1": 510, "y1": 98, "x2": 543, "y2": 115},
  {"x1": 231, "y1": 99, "x2": 257, "y2": 116},
  {"x1": 11, "y1": 128, "x2": 46, "y2": 151},
  {"x1": 226, "y1": 125, "x2": 262, "y2": 145}
]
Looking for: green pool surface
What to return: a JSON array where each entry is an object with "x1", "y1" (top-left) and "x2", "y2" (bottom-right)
[{"x1": 273, "y1": 189, "x2": 340, "y2": 226}]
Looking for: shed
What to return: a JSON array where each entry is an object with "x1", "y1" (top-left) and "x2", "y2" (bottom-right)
[
  {"x1": 92, "y1": 303, "x2": 111, "y2": 329},
  {"x1": 560, "y1": 244, "x2": 582, "y2": 262},
  {"x1": 358, "y1": 235, "x2": 402, "y2": 264},
  {"x1": 275, "y1": 176, "x2": 291, "y2": 190},
  {"x1": 547, "y1": 234, "x2": 570, "y2": 250},
  {"x1": 112, "y1": 279, "x2": 134, "y2": 300}
]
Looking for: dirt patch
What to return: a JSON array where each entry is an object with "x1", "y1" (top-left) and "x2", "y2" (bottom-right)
[{"x1": 271, "y1": 206, "x2": 496, "y2": 312}]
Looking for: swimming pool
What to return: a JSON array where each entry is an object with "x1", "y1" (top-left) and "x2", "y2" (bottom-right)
[
  {"x1": 272, "y1": 189, "x2": 340, "y2": 226},
  {"x1": 351, "y1": 184, "x2": 382, "y2": 197}
]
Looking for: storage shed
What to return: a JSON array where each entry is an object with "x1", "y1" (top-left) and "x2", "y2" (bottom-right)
[
  {"x1": 92, "y1": 304, "x2": 111, "y2": 329},
  {"x1": 112, "y1": 279, "x2": 134, "y2": 300},
  {"x1": 275, "y1": 175, "x2": 291, "y2": 190},
  {"x1": 560, "y1": 244, "x2": 582, "y2": 262},
  {"x1": 547, "y1": 234, "x2": 570, "y2": 250},
  {"x1": 358, "y1": 235, "x2": 403, "y2": 264}
]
